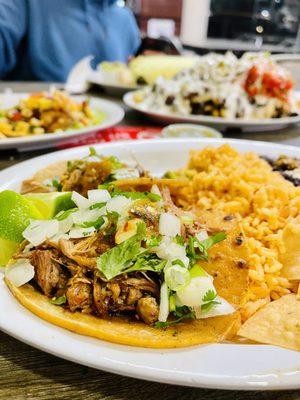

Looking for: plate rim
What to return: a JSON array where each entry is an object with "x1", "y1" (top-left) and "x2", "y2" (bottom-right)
[
  {"x1": 123, "y1": 90, "x2": 300, "y2": 127},
  {"x1": 0, "y1": 94, "x2": 125, "y2": 148},
  {"x1": 0, "y1": 137, "x2": 300, "y2": 390},
  {"x1": 88, "y1": 70, "x2": 141, "y2": 91}
]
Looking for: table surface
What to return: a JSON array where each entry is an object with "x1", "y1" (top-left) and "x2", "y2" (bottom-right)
[{"x1": 0, "y1": 82, "x2": 300, "y2": 400}]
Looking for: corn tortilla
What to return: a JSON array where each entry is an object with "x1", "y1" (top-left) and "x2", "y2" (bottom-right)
[{"x1": 5, "y1": 278, "x2": 240, "y2": 348}]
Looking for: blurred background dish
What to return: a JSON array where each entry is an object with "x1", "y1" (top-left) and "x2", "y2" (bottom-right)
[
  {"x1": 161, "y1": 123, "x2": 222, "y2": 138},
  {"x1": 124, "y1": 89, "x2": 300, "y2": 131},
  {"x1": 0, "y1": 93, "x2": 124, "y2": 150},
  {"x1": 88, "y1": 54, "x2": 198, "y2": 96}
]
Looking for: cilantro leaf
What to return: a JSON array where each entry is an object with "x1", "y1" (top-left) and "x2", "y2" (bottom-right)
[
  {"x1": 124, "y1": 253, "x2": 166, "y2": 275},
  {"x1": 154, "y1": 306, "x2": 195, "y2": 328},
  {"x1": 51, "y1": 177, "x2": 62, "y2": 191},
  {"x1": 174, "y1": 235, "x2": 184, "y2": 246},
  {"x1": 96, "y1": 223, "x2": 146, "y2": 280},
  {"x1": 89, "y1": 202, "x2": 106, "y2": 210},
  {"x1": 146, "y1": 235, "x2": 161, "y2": 248},
  {"x1": 201, "y1": 300, "x2": 221, "y2": 313},
  {"x1": 80, "y1": 216, "x2": 105, "y2": 230},
  {"x1": 55, "y1": 208, "x2": 77, "y2": 221},
  {"x1": 103, "y1": 211, "x2": 119, "y2": 237},
  {"x1": 200, "y1": 232, "x2": 227, "y2": 252},
  {"x1": 89, "y1": 147, "x2": 97, "y2": 157},
  {"x1": 187, "y1": 232, "x2": 226, "y2": 264},
  {"x1": 171, "y1": 259, "x2": 186, "y2": 268},
  {"x1": 50, "y1": 295, "x2": 66, "y2": 305},
  {"x1": 107, "y1": 155, "x2": 123, "y2": 169},
  {"x1": 202, "y1": 289, "x2": 217, "y2": 302}
]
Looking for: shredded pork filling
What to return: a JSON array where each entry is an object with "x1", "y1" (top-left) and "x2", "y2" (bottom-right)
[{"x1": 25, "y1": 235, "x2": 160, "y2": 324}]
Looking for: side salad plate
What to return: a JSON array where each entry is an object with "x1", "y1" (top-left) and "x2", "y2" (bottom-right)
[{"x1": 0, "y1": 91, "x2": 124, "y2": 150}]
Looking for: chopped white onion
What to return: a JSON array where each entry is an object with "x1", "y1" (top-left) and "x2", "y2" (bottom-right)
[
  {"x1": 68, "y1": 226, "x2": 96, "y2": 239},
  {"x1": 23, "y1": 243, "x2": 34, "y2": 253},
  {"x1": 72, "y1": 208, "x2": 106, "y2": 225},
  {"x1": 155, "y1": 236, "x2": 186, "y2": 261},
  {"x1": 87, "y1": 189, "x2": 111, "y2": 203},
  {"x1": 71, "y1": 191, "x2": 91, "y2": 209},
  {"x1": 49, "y1": 233, "x2": 69, "y2": 244},
  {"x1": 159, "y1": 212, "x2": 181, "y2": 237},
  {"x1": 176, "y1": 276, "x2": 215, "y2": 307},
  {"x1": 194, "y1": 296, "x2": 235, "y2": 319},
  {"x1": 23, "y1": 220, "x2": 59, "y2": 246},
  {"x1": 58, "y1": 214, "x2": 74, "y2": 234},
  {"x1": 106, "y1": 195, "x2": 132, "y2": 215},
  {"x1": 196, "y1": 230, "x2": 209, "y2": 242},
  {"x1": 113, "y1": 168, "x2": 140, "y2": 180},
  {"x1": 158, "y1": 282, "x2": 169, "y2": 322},
  {"x1": 5, "y1": 259, "x2": 35, "y2": 287},
  {"x1": 164, "y1": 263, "x2": 190, "y2": 291}
]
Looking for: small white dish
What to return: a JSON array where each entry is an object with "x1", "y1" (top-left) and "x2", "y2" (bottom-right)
[
  {"x1": 161, "y1": 123, "x2": 222, "y2": 138},
  {"x1": 0, "y1": 138, "x2": 299, "y2": 390}
]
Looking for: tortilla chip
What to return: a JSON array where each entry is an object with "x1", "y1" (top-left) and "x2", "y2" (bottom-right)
[
  {"x1": 196, "y1": 211, "x2": 249, "y2": 308},
  {"x1": 6, "y1": 278, "x2": 240, "y2": 349},
  {"x1": 238, "y1": 294, "x2": 300, "y2": 351},
  {"x1": 280, "y1": 216, "x2": 300, "y2": 280}
]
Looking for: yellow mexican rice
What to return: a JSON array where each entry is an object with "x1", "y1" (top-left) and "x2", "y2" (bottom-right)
[{"x1": 175, "y1": 144, "x2": 300, "y2": 320}]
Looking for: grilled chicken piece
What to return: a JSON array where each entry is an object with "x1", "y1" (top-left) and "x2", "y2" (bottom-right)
[
  {"x1": 66, "y1": 277, "x2": 92, "y2": 312},
  {"x1": 31, "y1": 250, "x2": 65, "y2": 296},
  {"x1": 136, "y1": 297, "x2": 159, "y2": 324}
]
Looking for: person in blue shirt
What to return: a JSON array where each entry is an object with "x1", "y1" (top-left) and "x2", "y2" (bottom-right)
[{"x1": 0, "y1": 0, "x2": 141, "y2": 82}]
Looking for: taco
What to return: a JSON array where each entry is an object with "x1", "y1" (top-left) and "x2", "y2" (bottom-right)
[
  {"x1": 20, "y1": 148, "x2": 149, "y2": 195},
  {"x1": 4, "y1": 172, "x2": 249, "y2": 348}
]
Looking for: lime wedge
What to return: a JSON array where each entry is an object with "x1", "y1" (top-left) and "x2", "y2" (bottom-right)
[
  {"x1": 23, "y1": 192, "x2": 75, "y2": 219},
  {"x1": 0, "y1": 190, "x2": 42, "y2": 243},
  {"x1": 0, "y1": 238, "x2": 20, "y2": 267}
]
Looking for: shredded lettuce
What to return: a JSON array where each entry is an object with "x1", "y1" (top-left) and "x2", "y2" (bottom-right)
[
  {"x1": 97, "y1": 222, "x2": 167, "y2": 279},
  {"x1": 97, "y1": 223, "x2": 146, "y2": 279}
]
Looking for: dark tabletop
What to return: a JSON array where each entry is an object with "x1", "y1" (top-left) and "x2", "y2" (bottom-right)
[{"x1": 0, "y1": 82, "x2": 299, "y2": 400}]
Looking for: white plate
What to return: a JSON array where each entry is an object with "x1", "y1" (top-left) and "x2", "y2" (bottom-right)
[
  {"x1": 0, "y1": 138, "x2": 299, "y2": 390},
  {"x1": 123, "y1": 91, "x2": 300, "y2": 132},
  {"x1": 0, "y1": 93, "x2": 124, "y2": 150},
  {"x1": 88, "y1": 70, "x2": 140, "y2": 97}
]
